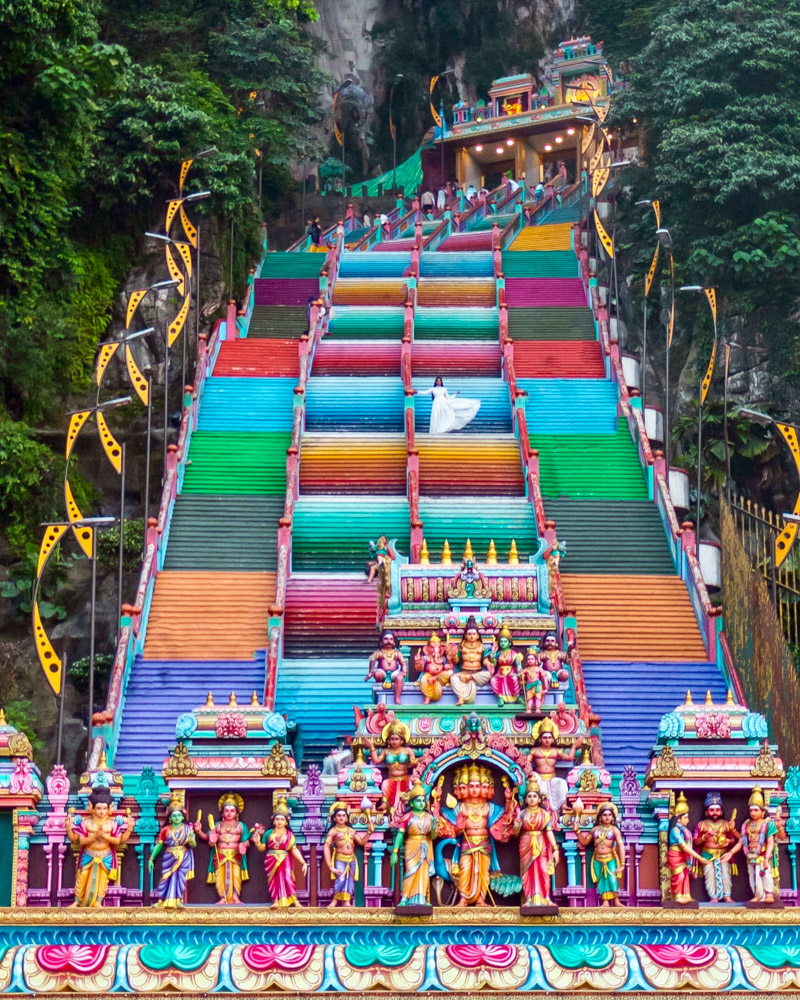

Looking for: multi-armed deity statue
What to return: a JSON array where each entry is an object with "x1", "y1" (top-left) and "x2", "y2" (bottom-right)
[{"x1": 66, "y1": 786, "x2": 133, "y2": 908}]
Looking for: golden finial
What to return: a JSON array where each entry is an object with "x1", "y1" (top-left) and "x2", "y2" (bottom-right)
[
  {"x1": 98, "y1": 750, "x2": 109, "y2": 770},
  {"x1": 705, "y1": 690, "x2": 713, "y2": 707},
  {"x1": 0, "y1": 709, "x2": 6, "y2": 725},
  {"x1": 204, "y1": 692, "x2": 215, "y2": 709},
  {"x1": 419, "y1": 538, "x2": 430, "y2": 565},
  {"x1": 441, "y1": 540, "x2": 453, "y2": 566},
  {"x1": 685, "y1": 690, "x2": 694, "y2": 706},
  {"x1": 486, "y1": 539, "x2": 498, "y2": 565},
  {"x1": 463, "y1": 538, "x2": 474, "y2": 561},
  {"x1": 508, "y1": 539, "x2": 520, "y2": 565},
  {"x1": 250, "y1": 691, "x2": 259, "y2": 707},
  {"x1": 726, "y1": 689, "x2": 734, "y2": 705},
  {"x1": 228, "y1": 692, "x2": 238, "y2": 708}
]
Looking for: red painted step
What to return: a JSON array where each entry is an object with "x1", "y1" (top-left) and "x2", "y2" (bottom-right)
[
  {"x1": 513, "y1": 341, "x2": 605, "y2": 378},
  {"x1": 412, "y1": 342, "x2": 501, "y2": 377},
  {"x1": 505, "y1": 278, "x2": 587, "y2": 308},
  {"x1": 284, "y1": 574, "x2": 379, "y2": 656},
  {"x1": 214, "y1": 339, "x2": 299, "y2": 377},
  {"x1": 438, "y1": 231, "x2": 494, "y2": 252},
  {"x1": 313, "y1": 340, "x2": 402, "y2": 376}
]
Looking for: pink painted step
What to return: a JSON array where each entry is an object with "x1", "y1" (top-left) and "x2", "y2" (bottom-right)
[
  {"x1": 438, "y1": 231, "x2": 493, "y2": 252},
  {"x1": 255, "y1": 278, "x2": 318, "y2": 306},
  {"x1": 514, "y1": 341, "x2": 604, "y2": 378},
  {"x1": 313, "y1": 340, "x2": 402, "y2": 376},
  {"x1": 412, "y1": 342, "x2": 501, "y2": 376},
  {"x1": 505, "y1": 278, "x2": 587, "y2": 308}
]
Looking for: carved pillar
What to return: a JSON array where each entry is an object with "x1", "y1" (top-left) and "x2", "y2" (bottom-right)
[
  {"x1": 619, "y1": 765, "x2": 644, "y2": 906},
  {"x1": 301, "y1": 765, "x2": 325, "y2": 907},
  {"x1": 42, "y1": 765, "x2": 70, "y2": 905}
]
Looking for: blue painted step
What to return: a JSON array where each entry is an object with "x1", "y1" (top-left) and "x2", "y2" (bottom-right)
[
  {"x1": 419, "y1": 251, "x2": 494, "y2": 277},
  {"x1": 412, "y1": 377, "x2": 512, "y2": 433},
  {"x1": 114, "y1": 656, "x2": 265, "y2": 773},
  {"x1": 520, "y1": 379, "x2": 619, "y2": 434},
  {"x1": 581, "y1": 660, "x2": 728, "y2": 775},
  {"x1": 305, "y1": 377, "x2": 405, "y2": 431},
  {"x1": 339, "y1": 252, "x2": 411, "y2": 277},
  {"x1": 276, "y1": 658, "x2": 365, "y2": 768},
  {"x1": 198, "y1": 377, "x2": 296, "y2": 432}
]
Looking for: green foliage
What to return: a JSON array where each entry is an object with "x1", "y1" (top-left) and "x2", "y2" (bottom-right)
[
  {"x1": 0, "y1": 541, "x2": 73, "y2": 619},
  {"x1": 97, "y1": 517, "x2": 145, "y2": 572},
  {"x1": 69, "y1": 653, "x2": 114, "y2": 694},
  {"x1": 3, "y1": 700, "x2": 44, "y2": 755}
]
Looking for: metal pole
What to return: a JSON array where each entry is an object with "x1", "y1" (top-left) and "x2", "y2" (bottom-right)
[
  {"x1": 772, "y1": 535, "x2": 778, "y2": 606},
  {"x1": 87, "y1": 526, "x2": 98, "y2": 767},
  {"x1": 195, "y1": 223, "x2": 201, "y2": 362},
  {"x1": 117, "y1": 442, "x2": 126, "y2": 628},
  {"x1": 259, "y1": 155, "x2": 263, "y2": 214},
  {"x1": 391, "y1": 89, "x2": 397, "y2": 195},
  {"x1": 143, "y1": 377, "x2": 152, "y2": 557},
  {"x1": 641, "y1": 297, "x2": 648, "y2": 412},
  {"x1": 724, "y1": 339, "x2": 731, "y2": 503},
  {"x1": 664, "y1": 253, "x2": 673, "y2": 471},
  {"x1": 696, "y1": 396, "x2": 702, "y2": 558},
  {"x1": 163, "y1": 330, "x2": 169, "y2": 484},
  {"x1": 56, "y1": 647, "x2": 66, "y2": 766},
  {"x1": 229, "y1": 218, "x2": 234, "y2": 295},
  {"x1": 300, "y1": 162, "x2": 307, "y2": 230},
  {"x1": 611, "y1": 191, "x2": 620, "y2": 343}
]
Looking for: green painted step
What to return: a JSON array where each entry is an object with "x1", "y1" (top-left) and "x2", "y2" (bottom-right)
[
  {"x1": 415, "y1": 307, "x2": 498, "y2": 341},
  {"x1": 533, "y1": 427, "x2": 648, "y2": 500},
  {"x1": 508, "y1": 308, "x2": 595, "y2": 340},
  {"x1": 472, "y1": 212, "x2": 517, "y2": 231},
  {"x1": 328, "y1": 307, "x2": 406, "y2": 339},
  {"x1": 259, "y1": 252, "x2": 324, "y2": 279},
  {"x1": 419, "y1": 497, "x2": 538, "y2": 564},
  {"x1": 183, "y1": 432, "x2": 290, "y2": 495},
  {"x1": 163, "y1": 495, "x2": 284, "y2": 571},
  {"x1": 545, "y1": 498, "x2": 675, "y2": 574},
  {"x1": 248, "y1": 306, "x2": 306, "y2": 338},
  {"x1": 292, "y1": 497, "x2": 411, "y2": 571},
  {"x1": 501, "y1": 251, "x2": 577, "y2": 278}
]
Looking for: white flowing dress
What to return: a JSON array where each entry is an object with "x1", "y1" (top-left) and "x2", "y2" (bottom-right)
[{"x1": 419, "y1": 386, "x2": 481, "y2": 434}]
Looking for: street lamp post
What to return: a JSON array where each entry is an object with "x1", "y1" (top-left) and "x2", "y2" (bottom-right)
[
  {"x1": 390, "y1": 74, "x2": 404, "y2": 195},
  {"x1": 434, "y1": 70, "x2": 455, "y2": 191},
  {"x1": 656, "y1": 227, "x2": 675, "y2": 470},
  {"x1": 681, "y1": 285, "x2": 719, "y2": 547},
  {"x1": 635, "y1": 199, "x2": 662, "y2": 411}
]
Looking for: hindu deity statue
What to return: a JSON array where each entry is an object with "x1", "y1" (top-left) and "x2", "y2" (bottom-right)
[
  {"x1": 693, "y1": 792, "x2": 740, "y2": 903},
  {"x1": 448, "y1": 557, "x2": 490, "y2": 600},
  {"x1": 432, "y1": 764, "x2": 515, "y2": 907},
  {"x1": 364, "y1": 630, "x2": 407, "y2": 703},
  {"x1": 364, "y1": 721, "x2": 415, "y2": 813},
  {"x1": 66, "y1": 786, "x2": 132, "y2": 907},
  {"x1": 391, "y1": 781, "x2": 438, "y2": 909},
  {"x1": 530, "y1": 718, "x2": 582, "y2": 818},
  {"x1": 416, "y1": 631, "x2": 453, "y2": 704},
  {"x1": 666, "y1": 792, "x2": 710, "y2": 905},
  {"x1": 538, "y1": 632, "x2": 570, "y2": 688},
  {"x1": 573, "y1": 803, "x2": 626, "y2": 907},
  {"x1": 195, "y1": 792, "x2": 251, "y2": 904},
  {"x1": 366, "y1": 535, "x2": 392, "y2": 584},
  {"x1": 252, "y1": 800, "x2": 307, "y2": 907},
  {"x1": 522, "y1": 647, "x2": 551, "y2": 713},
  {"x1": 449, "y1": 616, "x2": 495, "y2": 706},
  {"x1": 149, "y1": 795, "x2": 196, "y2": 909},
  {"x1": 728, "y1": 786, "x2": 779, "y2": 904},
  {"x1": 488, "y1": 625, "x2": 523, "y2": 705},
  {"x1": 513, "y1": 782, "x2": 559, "y2": 909},
  {"x1": 323, "y1": 801, "x2": 376, "y2": 907}
]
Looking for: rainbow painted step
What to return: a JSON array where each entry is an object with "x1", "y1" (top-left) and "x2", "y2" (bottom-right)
[
  {"x1": 299, "y1": 433, "x2": 407, "y2": 495},
  {"x1": 417, "y1": 278, "x2": 496, "y2": 308},
  {"x1": 332, "y1": 279, "x2": 408, "y2": 306},
  {"x1": 197, "y1": 377, "x2": 296, "y2": 432},
  {"x1": 508, "y1": 222, "x2": 572, "y2": 251},
  {"x1": 311, "y1": 340, "x2": 402, "y2": 376},
  {"x1": 292, "y1": 496, "x2": 411, "y2": 571},
  {"x1": 418, "y1": 434, "x2": 524, "y2": 496},
  {"x1": 501, "y1": 250, "x2": 578, "y2": 278},
  {"x1": 183, "y1": 432, "x2": 290, "y2": 495},
  {"x1": 505, "y1": 278, "x2": 586, "y2": 309},
  {"x1": 284, "y1": 574, "x2": 379, "y2": 657},
  {"x1": 508, "y1": 307, "x2": 596, "y2": 340},
  {"x1": 520, "y1": 379, "x2": 618, "y2": 434},
  {"x1": 214, "y1": 339, "x2": 300, "y2": 378},
  {"x1": 305, "y1": 377, "x2": 405, "y2": 431},
  {"x1": 534, "y1": 427, "x2": 648, "y2": 500},
  {"x1": 414, "y1": 307, "x2": 499, "y2": 341},
  {"x1": 338, "y1": 251, "x2": 412, "y2": 277},
  {"x1": 412, "y1": 377, "x2": 512, "y2": 433},
  {"x1": 163, "y1": 495, "x2": 283, "y2": 571},
  {"x1": 419, "y1": 496, "x2": 538, "y2": 563},
  {"x1": 513, "y1": 340, "x2": 605, "y2": 378},
  {"x1": 248, "y1": 305, "x2": 307, "y2": 339},
  {"x1": 328, "y1": 306, "x2": 406, "y2": 339},
  {"x1": 258, "y1": 251, "x2": 324, "y2": 279}
]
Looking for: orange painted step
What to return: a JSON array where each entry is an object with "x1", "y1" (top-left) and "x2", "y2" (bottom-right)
[
  {"x1": 300, "y1": 434, "x2": 407, "y2": 494},
  {"x1": 332, "y1": 279, "x2": 408, "y2": 306},
  {"x1": 418, "y1": 435, "x2": 524, "y2": 496},
  {"x1": 561, "y1": 574, "x2": 708, "y2": 661},
  {"x1": 144, "y1": 571, "x2": 275, "y2": 660}
]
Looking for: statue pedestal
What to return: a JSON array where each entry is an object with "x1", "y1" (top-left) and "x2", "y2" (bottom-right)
[
  {"x1": 663, "y1": 900, "x2": 699, "y2": 909},
  {"x1": 395, "y1": 903, "x2": 433, "y2": 916},
  {"x1": 519, "y1": 904, "x2": 559, "y2": 917},
  {"x1": 745, "y1": 899, "x2": 784, "y2": 909}
]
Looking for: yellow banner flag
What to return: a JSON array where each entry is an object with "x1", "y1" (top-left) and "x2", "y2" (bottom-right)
[
  {"x1": 668, "y1": 253, "x2": 675, "y2": 347},
  {"x1": 33, "y1": 601, "x2": 63, "y2": 695},
  {"x1": 165, "y1": 199, "x2": 182, "y2": 233},
  {"x1": 652, "y1": 199, "x2": 661, "y2": 230},
  {"x1": 168, "y1": 293, "x2": 191, "y2": 347},
  {"x1": 704, "y1": 287, "x2": 717, "y2": 325},
  {"x1": 594, "y1": 209, "x2": 614, "y2": 259},
  {"x1": 37, "y1": 523, "x2": 68, "y2": 578},
  {"x1": 180, "y1": 204, "x2": 198, "y2": 248},
  {"x1": 581, "y1": 122, "x2": 596, "y2": 154},
  {"x1": 592, "y1": 165, "x2": 609, "y2": 199},
  {"x1": 165, "y1": 244, "x2": 185, "y2": 296},
  {"x1": 65, "y1": 410, "x2": 91, "y2": 461},
  {"x1": 775, "y1": 423, "x2": 800, "y2": 567},
  {"x1": 700, "y1": 338, "x2": 717, "y2": 406},
  {"x1": 94, "y1": 342, "x2": 119, "y2": 388},
  {"x1": 644, "y1": 244, "x2": 660, "y2": 299},
  {"x1": 96, "y1": 411, "x2": 123, "y2": 474},
  {"x1": 429, "y1": 75, "x2": 443, "y2": 128},
  {"x1": 175, "y1": 240, "x2": 193, "y2": 278},
  {"x1": 179, "y1": 159, "x2": 194, "y2": 191},
  {"x1": 65, "y1": 480, "x2": 93, "y2": 558},
  {"x1": 125, "y1": 345, "x2": 149, "y2": 405},
  {"x1": 126, "y1": 288, "x2": 148, "y2": 328}
]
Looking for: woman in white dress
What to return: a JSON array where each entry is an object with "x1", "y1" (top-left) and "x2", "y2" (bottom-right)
[{"x1": 415, "y1": 377, "x2": 481, "y2": 434}]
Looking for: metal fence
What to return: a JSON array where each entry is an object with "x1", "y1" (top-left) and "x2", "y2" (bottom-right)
[{"x1": 729, "y1": 494, "x2": 800, "y2": 649}]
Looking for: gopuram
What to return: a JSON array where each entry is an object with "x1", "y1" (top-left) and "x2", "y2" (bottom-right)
[{"x1": 5, "y1": 34, "x2": 800, "y2": 1000}]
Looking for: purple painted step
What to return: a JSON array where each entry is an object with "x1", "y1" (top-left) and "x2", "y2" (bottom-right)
[
  {"x1": 375, "y1": 239, "x2": 415, "y2": 251},
  {"x1": 254, "y1": 278, "x2": 319, "y2": 306},
  {"x1": 581, "y1": 660, "x2": 728, "y2": 775},
  {"x1": 505, "y1": 278, "x2": 587, "y2": 308},
  {"x1": 114, "y1": 655, "x2": 265, "y2": 774}
]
